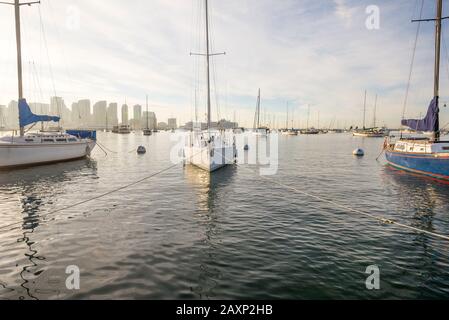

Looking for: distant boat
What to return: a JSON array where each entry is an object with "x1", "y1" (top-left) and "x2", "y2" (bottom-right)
[
  {"x1": 353, "y1": 92, "x2": 387, "y2": 137},
  {"x1": 386, "y1": 0, "x2": 449, "y2": 181},
  {"x1": 183, "y1": 0, "x2": 237, "y2": 172},
  {"x1": 0, "y1": 1, "x2": 96, "y2": 169},
  {"x1": 143, "y1": 95, "x2": 152, "y2": 136},
  {"x1": 252, "y1": 89, "x2": 269, "y2": 136},
  {"x1": 112, "y1": 125, "x2": 131, "y2": 134}
]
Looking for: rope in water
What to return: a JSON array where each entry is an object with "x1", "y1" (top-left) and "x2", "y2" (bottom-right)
[
  {"x1": 1, "y1": 148, "x2": 449, "y2": 242},
  {"x1": 228, "y1": 152, "x2": 449, "y2": 242},
  {"x1": 0, "y1": 162, "x2": 181, "y2": 232}
]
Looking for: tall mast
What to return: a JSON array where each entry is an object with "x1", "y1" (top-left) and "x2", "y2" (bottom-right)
[
  {"x1": 373, "y1": 94, "x2": 378, "y2": 128},
  {"x1": 286, "y1": 103, "x2": 289, "y2": 129},
  {"x1": 363, "y1": 90, "x2": 367, "y2": 130},
  {"x1": 146, "y1": 94, "x2": 149, "y2": 129},
  {"x1": 14, "y1": 0, "x2": 24, "y2": 136},
  {"x1": 205, "y1": 0, "x2": 211, "y2": 130},
  {"x1": 257, "y1": 89, "x2": 261, "y2": 128},
  {"x1": 307, "y1": 104, "x2": 310, "y2": 130},
  {"x1": 434, "y1": 0, "x2": 442, "y2": 141}
]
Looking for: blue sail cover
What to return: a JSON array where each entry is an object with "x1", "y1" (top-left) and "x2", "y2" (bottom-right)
[
  {"x1": 401, "y1": 97, "x2": 439, "y2": 132},
  {"x1": 19, "y1": 99, "x2": 60, "y2": 127}
]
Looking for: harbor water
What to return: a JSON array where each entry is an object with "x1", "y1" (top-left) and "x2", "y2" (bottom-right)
[{"x1": 0, "y1": 132, "x2": 449, "y2": 299}]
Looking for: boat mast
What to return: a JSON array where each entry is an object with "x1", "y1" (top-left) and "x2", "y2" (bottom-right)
[
  {"x1": 205, "y1": 0, "x2": 211, "y2": 131},
  {"x1": 363, "y1": 90, "x2": 367, "y2": 130},
  {"x1": 257, "y1": 89, "x2": 261, "y2": 128},
  {"x1": 0, "y1": 0, "x2": 41, "y2": 137},
  {"x1": 373, "y1": 94, "x2": 378, "y2": 128},
  {"x1": 434, "y1": 0, "x2": 442, "y2": 141},
  {"x1": 146, "y1": 94, "x2": 149, "y2": 129}
]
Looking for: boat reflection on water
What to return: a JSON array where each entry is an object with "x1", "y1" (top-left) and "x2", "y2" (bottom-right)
[
  {"x1": 182, "y1": 165, "x2": 236, "y2": 299},
  {"x1": 382, "y1": 165, "x2": 449, "y2": 242},
  {"x1": 0, "y1": 158, "x2": 98, "y2": 300},
  {"x1": 183, "y1": 164, "x2": 236, "y2": 213}
]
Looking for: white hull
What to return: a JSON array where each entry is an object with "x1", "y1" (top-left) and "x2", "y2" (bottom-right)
[
  {"x1": 353, "y1": 132, "x2": 385, "y2": 138},
  {"x1": 0, "y1": 140, "x2": 96, "y2": 168},
  {"x1": 184, "y1": 145, "x2": 236, "y2": 172}
]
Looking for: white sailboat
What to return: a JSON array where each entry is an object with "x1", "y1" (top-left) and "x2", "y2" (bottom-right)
[
  {"x1": 0, "y1": 0, "x2": 96, "y2": 169},
  {"x1": 184, "y1": 0, "x2": 237, "y2": 172}
]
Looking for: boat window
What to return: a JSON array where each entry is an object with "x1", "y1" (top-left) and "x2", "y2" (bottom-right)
[
  {"x1": 56, "y1": 139, "x2": 67, "y2": 142},
  {"x1": 443, "y1": 147, "x2": 449, "y2": 151},
  {"x1": 68, "y1": 138, "x2": 77, "y2": 142},
  {"x1": 25, "y1": 139, "x2": 34, "y2": 142},
  {"x1": 43, "y1": 139, "x2": 54, "y2": 142}
]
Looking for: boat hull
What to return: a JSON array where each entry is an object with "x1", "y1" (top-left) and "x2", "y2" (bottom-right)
[
  {"x1": 185, "y1": 145, "x2": 236, "y2": 172},
  {"x1": 353, "y1": 132, "x2": 385, "y2": 138},
  {"x1": 0, "y1": 141, "x2": 96, "y2": 169},
  {"x1": 385, "y1": 150, "x2": 449, "y2": 181}
]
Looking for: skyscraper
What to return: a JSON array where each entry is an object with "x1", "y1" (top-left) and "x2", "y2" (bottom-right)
[
  {"x1": 107, "y1": 103, "x2": 119, "y2": 129},
  {"x1": 121, "y1": 104, "x2": 129, "y2": 125},
  {"x1": 168, "y1": 118, "x2": 177, "y2": 130},
  {"x1": 0, "y1": 105, "x2": 6, "y2": 129},
  {"x1": 77, "y1": 99, "x2": 91, "y2": 128},
  {"x1": 133, "y1": 104, "x2": 142, "y2": 129},
  {"x1": 7, "y1": 100, "x2": 18, "y2": 129},
  {"x1": 93, "y1": 101, "x2": 107, "y2": 128}
]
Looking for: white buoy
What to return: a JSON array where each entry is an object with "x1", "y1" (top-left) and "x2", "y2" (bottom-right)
[{"x1": 353, "y1": 148, "x2": 364, "y2": 157}]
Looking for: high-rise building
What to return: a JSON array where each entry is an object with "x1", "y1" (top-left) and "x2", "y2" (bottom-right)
[
  {"x1": 121, "y1": 104, "x2": 129, "y2": 125},
  {"x1": 107, "y1": 103, "x2": 119, "y2": 128},
  {"x1": 29, "y1": 102, "x2": 50, "y2": 115},
  {"x1": 93, "y1": 101, "x2": 107, "y2": 128},
  {"x1": 77, "y1": 99, "x2": 91, "y2": 128},
  {"x1": 0, "y1": 105, "x2": 6, "y2": 129},
  {"x1": 167, "y1": 118, "x2": 177, "y2": 130},
  {"x1": 148, "y1": 112, "x2": 157, "y2": 130},
  {"x1": 132, "y1": 104, "x2": 142, "y2": 129},
  {"x1": 7, "y1": 100, "x2": 18, "y2": 129},
  {"x1": 158, "y1": 122, "x2": 168, "y2": 131}
]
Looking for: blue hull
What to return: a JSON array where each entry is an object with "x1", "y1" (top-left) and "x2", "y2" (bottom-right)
[{"x1": 385, "y1": 150, "x2": 449, "y2": 181}]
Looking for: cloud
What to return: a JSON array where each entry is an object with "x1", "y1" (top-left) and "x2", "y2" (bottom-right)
[{"x1": 0, "y1": 0, "x2": 446, "y2": 128}]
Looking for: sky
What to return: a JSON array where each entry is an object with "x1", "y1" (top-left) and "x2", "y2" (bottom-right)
[{"x1": 1, "y1": 0, "x2": 449, "y2": 128}]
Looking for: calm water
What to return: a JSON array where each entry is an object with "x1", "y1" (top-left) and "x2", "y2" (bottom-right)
[{"x1": 1, "y1": 132, "x2": 449, "y2": 300}]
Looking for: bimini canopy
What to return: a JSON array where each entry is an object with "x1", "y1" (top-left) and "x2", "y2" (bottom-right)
[
  {"x1": 19, "y1": 99, "x2": 60, "y2": 128},
  {"x1": 402, "y1": 97, "x2": 439, "y2": 132}
]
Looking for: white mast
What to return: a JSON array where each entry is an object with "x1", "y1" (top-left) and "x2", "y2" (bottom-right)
[
  {"x1": 205, "y1": 0, "x2": 211, "y2": 130},
  {"x1": 0, "y1": 1, "x2": 40, "y2": 136}
]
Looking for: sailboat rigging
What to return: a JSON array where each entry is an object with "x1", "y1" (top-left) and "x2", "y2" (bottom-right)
[
  {"x1": 183, "y1": 0, "x2": 237, "y2": 172},
  {"x1": 0, "y1": 0, "x2": 96, "y2": 169},
  {"x1": 385, "y1": 0, "x2": 449, "y2": 181}
]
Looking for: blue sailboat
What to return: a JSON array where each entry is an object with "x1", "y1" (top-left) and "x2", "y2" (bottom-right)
[{"x1": 386, "y1": 0, "x2": 449, "y2": 181}]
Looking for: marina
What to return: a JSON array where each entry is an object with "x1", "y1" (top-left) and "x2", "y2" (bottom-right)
[
  {"x1": 1, "y1": 131, "x2": 449, "y2": 300},
  {"x1": 1, "y1": 0, "x2": 449, "y2": 304}
]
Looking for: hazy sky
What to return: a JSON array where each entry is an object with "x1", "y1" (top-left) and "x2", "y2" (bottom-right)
[{"x1": 1, "y1": 0, "x2": 449, "y2": 128}]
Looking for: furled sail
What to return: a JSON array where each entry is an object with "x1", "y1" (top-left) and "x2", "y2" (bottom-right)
[
  {"x1": 401, "y1": 97, "x2": 439, "y2": 132},
  {"x1": 19, "y1": 99, "x2": 60, "y2": 127}
]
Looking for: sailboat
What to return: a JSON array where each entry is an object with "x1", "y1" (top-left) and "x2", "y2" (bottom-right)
[
  {"x1": 0, "y1": 1, "x2": 96, "y2": 169},
  {"x1": 183, "y1": 0, "x2": 237, "y2": 172},
  {"x1": 353, "y1": 91, "x2": 387, "y2": 137},
  {"x1": 143, "y1": 95, "x2": 152, "y2": 136},
  {"x1": 386, "y1": 0, "x2": 449, "y2": 181},
  {"x1": 253, "y1": 89, "x2": 269, "y2": 136},
  {"x1": 300, "y1": 105, "x2": 319, "y2": 135}
]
